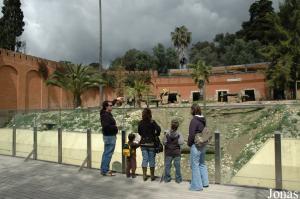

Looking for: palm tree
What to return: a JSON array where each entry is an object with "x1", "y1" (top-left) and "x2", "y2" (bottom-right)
[
  {"x1": 46, "y1": 63, "x2": 103, "y2": 108},
  {"x1": 125, "y1": 80, "x2": 150, "y2": 108},
  {"x1": 171, "y1": 26, "x2": 192, "y2": 69},
  {"x1": 190, "y1": 59, "x2": 212, "y2": 115}
]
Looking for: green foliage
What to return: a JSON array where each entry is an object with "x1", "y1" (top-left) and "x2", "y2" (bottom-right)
[
  {"x1": 264, "y1": 37, "x2": 293, "y2": 98},
  {"x1": 189, "y1": 41, "x2": 220, "y2": 66},
  {"x1": 125, "y1": 73, "x2": 151, "y2": 87},
  {"x1": 0, "y1": 0, "x2": 25, "y2": 51},
  {"x1": 189, "y1": 59, "x2": 212, "y2": 86},
  {"x1": 115, "y1": 49, "x2": 156, "y2": 71},
  {"x1": 46, "y1": 63, "x2": 103, "y2": 108},
  {"x1": 238, "y1": 0, "x2": 281, "y2": 45},
  {"x1": 101, "y1": 72, "x2": 116, "y2": 89},
  {"x1": 277, "y1": 0, "x2": 300, "y2": 98},
  {"x1": 223, "y1": 39, "x2": 265, "y2": 65},
  {"x1": 125, "y1": 80, "x2": 151, "y2": 107},
  {"x1": 189, "y1": 33, "x2": 266, "y2": 66},
  {"x1": 233, "y1": 104, "x2": 292, "y2": 173},
  {"x1": 153, "y1": 43, "x2": 179, "y2": 73},
  {"x1": 171, "y1": 25, "x2": 192, "y2": 65},
  {"x1": 38, "y1": 60, "x2": 49, "y2": 80}
]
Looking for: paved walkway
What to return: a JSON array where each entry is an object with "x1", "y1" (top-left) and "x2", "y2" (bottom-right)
[{"x1": 0, "y1": 155, "x2": 269, "y2": 199}]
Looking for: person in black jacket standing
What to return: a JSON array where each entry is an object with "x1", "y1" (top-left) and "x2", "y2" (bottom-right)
[
  {"x1": 138, "y1": 108, "x2": 161, "y2": 181},
  {"x1": 100, "y1": 101, "x2": 118, "y2": 176}
]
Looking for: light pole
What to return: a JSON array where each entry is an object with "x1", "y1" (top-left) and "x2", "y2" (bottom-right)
[{"x1": 99, "y1": 0, "x2": 103, "y2": 106}]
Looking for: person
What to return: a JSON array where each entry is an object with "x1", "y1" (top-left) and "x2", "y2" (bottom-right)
[
  {"x1": 126, "y1": 133, "x2": 139, "y2": 178},
  {"x1": 163, "y1": 119, "x2": 184, "y2": 183},
  {"x1": 100, "y1": 101, "x2": 118, "y2": 176},
  {"x1": 138, "y1": 108, "x2": 161, "y2": 181},
  {"x1": 188, "y1": 104, "x2": 209, "y2": 191}
]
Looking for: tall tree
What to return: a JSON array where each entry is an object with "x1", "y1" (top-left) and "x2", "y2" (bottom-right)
[
  {"x1": 165, "y1": 47, "x2": 179, "y2": 69},
  {"x1": 171, "y1": 26, "x2": 192, "y2": 68},
  {"x1": 214, "y1": 33, "x2": 236, "y2": 55},
  {"x1": 189, "y1": 59, "x2": 212, "y2": 115},
  {"x1": 0, "y1": 0, "x2": 25, "y2": 51},
  {"x1": 189, "y1": 41, "x2": 220, "y2": 66},
  {"x1": 223, "y1": 39, "x2": 265, "y2": 65},
  {"x1": 153, "y1": 43, "x2": 166, "y2": 73},
  {"x1": 278, "y1": 0, "x2": 300, "y2": 98},
  {"x1": 46, "y1": 63, "x2": 103, "y2": 107},
  {"x1": 238, "y1": 0, "x2": 282, "y2": 45},
  {"x1": 153, "y1": 43, "x2": 179, "y2": 73},
  {"x1": 113, "y1": 49, "x2": 155, "y2": 71}
]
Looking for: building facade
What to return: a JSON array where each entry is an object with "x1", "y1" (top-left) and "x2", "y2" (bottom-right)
[{"x1": 0, "y1": 48, "x2": 269, "y2": 110}]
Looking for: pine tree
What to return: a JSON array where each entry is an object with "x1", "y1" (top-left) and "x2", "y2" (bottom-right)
[{"x1": 0, "y1": 0, "x2": 25, "y2": 51}]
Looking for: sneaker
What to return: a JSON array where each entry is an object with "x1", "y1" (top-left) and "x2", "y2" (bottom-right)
[{"x1": 101, "y1": 171, "x2": 116, "y2": 177}]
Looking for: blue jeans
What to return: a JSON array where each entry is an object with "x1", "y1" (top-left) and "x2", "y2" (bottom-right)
[
  {"x1": 141, "y1": 147, "x2": 156, "y2": 167},
  {"x1": 100, "y1": 135, "x2": 116, "y2": 174},
  {"x1": 164, "y1": 156, "x2": 182, "y2": 183},
  {"x1": 189, "y1": 144, "x2": 209, "y2": 191}
]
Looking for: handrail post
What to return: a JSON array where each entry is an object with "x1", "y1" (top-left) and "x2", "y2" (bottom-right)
[
  {"x1": 58, "y1": 127, "x2": 62, "y2": 164},
  {"x1": 87, "y1": 128, "x2": 92, "y2": 169},
  {"x1": 121, "y1": 129, "x2": 126, "y2": 174},
  {"x1": 33, "y1": 126, "x2": 37, "y2": 160},
  {"x1": 275, "y1": 131, "x2": 282, "y2": 190},
  {"x1": 215, "y1": 129, "x2": 221, "y2": 184},
  {"x1": 12, "y1": 124, "x2": 16, "y2": 157}
]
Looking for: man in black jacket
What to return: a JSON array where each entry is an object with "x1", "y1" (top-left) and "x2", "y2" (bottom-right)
[{"x1": 100, "y1": 101, "x2": 118, "y2": 176}]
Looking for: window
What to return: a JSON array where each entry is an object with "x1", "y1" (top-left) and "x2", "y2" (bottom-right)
[
  {"x1": 168, "y1": 93, "x2": 178, "y2": 103},
  {"x1": 192, "y1": 91, "x2": 202, "y2": 101},
  {"x1": 218, "y1": 91, "x2": 228, "y2": 102},
  {"x1": 244, "y1": 90, "x2": 255, "y2": 101}
]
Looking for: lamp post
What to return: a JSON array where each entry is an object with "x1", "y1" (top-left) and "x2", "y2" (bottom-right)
[{"x1": 99, "y1": 0, "x2": 103, "y2": 106}]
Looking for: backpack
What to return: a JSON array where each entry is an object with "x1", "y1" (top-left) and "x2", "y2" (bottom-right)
[
  {"x1": 194, "y1": 127, "x2": 212, "y2": 149},
  {"x1": 123, "y1": 143, "x2": 131, "y2": 157}
]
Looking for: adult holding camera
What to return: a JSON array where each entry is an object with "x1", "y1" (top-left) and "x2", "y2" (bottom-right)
[{"x1": 100, "y1": 101, "x2": 118, "y2": 176}]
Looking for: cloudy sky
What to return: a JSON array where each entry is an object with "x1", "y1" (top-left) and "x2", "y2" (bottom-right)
[{"x1": 0, "y1": 0, "x2": 281, "y2": 67}]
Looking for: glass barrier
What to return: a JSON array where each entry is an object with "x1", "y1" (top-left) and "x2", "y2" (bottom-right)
[
  {"x1": 0, "y1": 110, "x2": 14, "y2": 155},
  {"x1": 90, "y1": 108, "x2": 101, "y2": 169},
  {"x1": 36, "y1": 109, "x2": 59, "y2": 162},
  {"x1": 281, "y1": 104, "x2": 300, "y2": 191},
  {"x1": 223, "y1": 105, "x2": 286, "y2": 189},
  {"x1": 61, "y1": 109, "x2": 87, "y2": 166},
  {"x1": 0, "y1": 104, "x2": 297, "y2": 191},
  {"x1": 15, "y1": 111, "x2": 34, "y2": 157}
]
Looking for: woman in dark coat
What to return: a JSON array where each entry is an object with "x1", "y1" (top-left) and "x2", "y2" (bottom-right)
[
  {"x1": 138, "y1": 108, "x2": 161, "y2": 181},
  {"x1": 188, "y1": 104, "x2": 209, "y2": 191}
]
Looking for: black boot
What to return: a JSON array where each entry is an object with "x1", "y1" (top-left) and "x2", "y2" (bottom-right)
[
  {"x1": 150, "y1": 167, "x2": 155, "y2": 181},
  {"x1": 142, "y1": 167, "x2": 148, "y2": 181}
]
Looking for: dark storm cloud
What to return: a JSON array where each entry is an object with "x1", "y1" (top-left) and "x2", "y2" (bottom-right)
[{"x1": 0, "y1": 0, "x2": 281, "y2": 67}]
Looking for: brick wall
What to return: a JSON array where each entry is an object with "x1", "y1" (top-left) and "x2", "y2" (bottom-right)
[{"x1": 0, "y1": 48, "x2": 269, "y2": 110}]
